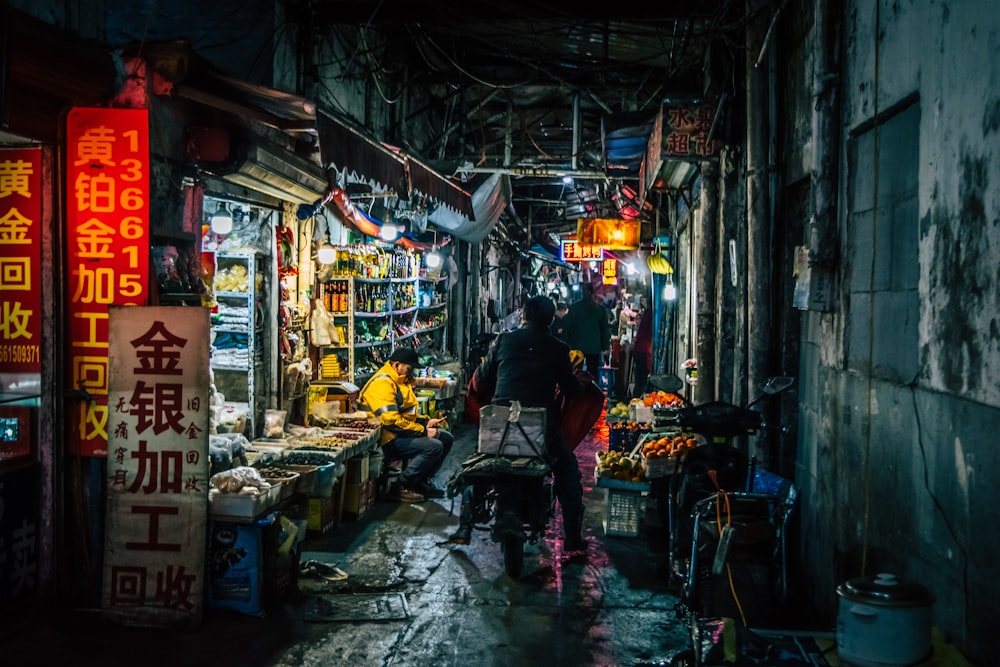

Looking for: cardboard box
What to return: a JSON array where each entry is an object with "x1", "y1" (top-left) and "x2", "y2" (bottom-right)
[
  {"x1": 343, "y1": 479, "x2": 376, "y2": 518},
  {"x1": 326, "y1": 381, "x2": 359, "y2": 413},
  {"x1": 306, "y1": 494, "x2": 337, "y2": 534},
  {"x1": 345, "y1": 453, "x2": 370, "y2": 484},
  {"x1": 478, "y1": 404, "x2": 547, "y2": 457}
]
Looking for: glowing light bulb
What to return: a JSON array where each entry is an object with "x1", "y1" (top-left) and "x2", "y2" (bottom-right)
[{"x1": 317, "y1": 242, "x2": 337, "y2": 264}]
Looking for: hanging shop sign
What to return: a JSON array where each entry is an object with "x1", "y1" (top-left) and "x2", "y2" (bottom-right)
[
  {"x1": 102, "y1": 306, "x2": 209, "y2": 629},
  {"x1": 663, "y1": 105, "x2": 721, "y2": 158},
  {"x1": 65, "y1": 107, "x2": 151, "y2": 457},
  {"x1": 0, "y1": 147, "x2": 42, "y2": 374},
  {"x1": 560, "y1": 240, "x2": 604, "y2": 262},
  {"x1": 602, "y1": 257, "x2": 618, "y2": 285},
  {"x1": 575, "y1": 218, "x2": 641, "y2": 250}
]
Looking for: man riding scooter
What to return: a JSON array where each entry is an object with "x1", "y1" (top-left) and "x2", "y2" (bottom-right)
[{"x1": 449, "y1": 295, "x2": 588, "y2": 551}]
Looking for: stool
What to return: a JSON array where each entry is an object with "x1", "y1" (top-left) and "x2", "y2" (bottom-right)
[
  {"x1": 597, "y1": 366, "x2": 617, "y2": 398},
  {"x1": 379, "y1": 457, "x2": 404, "y2": 497}
]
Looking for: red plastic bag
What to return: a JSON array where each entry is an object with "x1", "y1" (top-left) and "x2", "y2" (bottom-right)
[{"x1": 558, "y1": 371, "x2": 604, "y2": 450}]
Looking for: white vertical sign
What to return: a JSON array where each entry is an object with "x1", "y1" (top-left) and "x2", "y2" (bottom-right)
[{"x1": 102, "y1": 306, "x2": 209, "y2": 628}]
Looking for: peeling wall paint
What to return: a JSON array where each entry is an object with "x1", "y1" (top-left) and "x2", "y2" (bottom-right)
[{"x1": 787, "y1": 1, "x2": 1000, "y2": 662}]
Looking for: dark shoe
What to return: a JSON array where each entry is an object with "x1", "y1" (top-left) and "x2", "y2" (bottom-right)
[
  {"x1": 390, "y1": 483, "x2": 425, "y2": 503},
  {"x1": 417, "y1": 480, "x2": 446, "y2": 499},
  {"x1": 448, "y1": 525, "x2": 473, "y2": 544},
  {"x1": 564, "y1": 533, "x2": 586, "y2": 552}
]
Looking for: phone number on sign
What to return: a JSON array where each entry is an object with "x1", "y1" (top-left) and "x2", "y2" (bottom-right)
[{"x1": 0, "y1": 344, "x2": 41, "y2": 364}]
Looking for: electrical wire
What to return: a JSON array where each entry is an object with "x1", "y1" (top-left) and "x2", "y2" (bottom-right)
[{"x1": 713, "y1": 491, "x2": 749, "y2": 627}]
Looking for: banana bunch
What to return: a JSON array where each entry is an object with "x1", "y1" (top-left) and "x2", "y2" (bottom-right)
[{"x1": 646, "y1": 252, "x2": 673, "y2": 275}]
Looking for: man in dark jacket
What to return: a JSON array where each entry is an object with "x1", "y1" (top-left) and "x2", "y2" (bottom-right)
[
  {"x1": 449, "y1": 295, "x2": 588, "y2": 551},
  {"x1": 561, "y1": 281, "x2": 610, "y2": 375}
]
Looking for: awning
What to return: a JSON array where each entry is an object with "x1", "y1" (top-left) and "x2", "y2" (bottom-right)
[
  {"x1": 405, "y1": 155, "x2": 475, "y2": 220},
  {"x1": 316, "y1": 110, "x2": 408, "y2": 197}
]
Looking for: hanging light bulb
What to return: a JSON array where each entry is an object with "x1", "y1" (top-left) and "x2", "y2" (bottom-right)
[
  {"x1": 317, "y1": 241, "x2": 337, "y2": 265},
  {"x1": 379, "y1": 222, "x2": 401, "y2": 242},
  {"x1": 663, "y1": 273, "x2": 677, "y2": 301},
  {"x1": 210, "y1": 202, "x2": 233, "y2": 235},
  {"x1": 425, "y1": 251, "x2": 442, "y2": 268}
]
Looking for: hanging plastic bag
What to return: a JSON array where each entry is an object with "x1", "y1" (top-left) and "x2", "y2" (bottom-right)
[{"x1": 311, "y1": 301, "x2": 334, "y2": 346}]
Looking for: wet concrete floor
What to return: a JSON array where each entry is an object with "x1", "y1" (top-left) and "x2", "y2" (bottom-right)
[{"x1": 1, "y1": 419, "x2": 727, "y2": 667}]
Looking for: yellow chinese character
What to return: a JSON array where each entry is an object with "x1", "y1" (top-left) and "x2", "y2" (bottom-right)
[
  {"x1": 73, "y1": 218, "x2": 116, "y2": 259},
  {"x1": 0, "y1": 208, "x2": 32, "y2": 244},
  {"x1": 0, "y1": 257, "x2": 31, "y2": 290},
  {"x1": 0, "y1": 160, "x2": 34, "y2": 198},
  {"x1": 80, "y1": 401, "x2": 109, "y2": 441},
  {"x1": 71, "y1": 263, "x2": 116, "y2": 304},
  {"x1": 0, "y1": 301, "x2": 33, "y2": 340},
  {"x1": 74, "y1": 173, "x2": 116, "y2": 213},
  {"x1": 74, "y1": 126, "x2": 117, "y2": 167}
]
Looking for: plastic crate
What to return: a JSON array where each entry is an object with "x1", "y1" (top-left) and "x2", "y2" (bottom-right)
[{"x1": 602, "y1": 487, "x2": 644, "y2": 537}]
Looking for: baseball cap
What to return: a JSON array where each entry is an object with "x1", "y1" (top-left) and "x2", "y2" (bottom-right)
[{"x1": 387, "y1": 347, "x2": 425, "y2": 368}]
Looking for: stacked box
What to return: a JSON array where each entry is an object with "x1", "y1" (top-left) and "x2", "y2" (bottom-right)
[
  {"x1": 343, "y1": 478, "x2": 376, "y2": 519},
  {"x1": 345, "y1": 453, "x2": 370, "y2": 484},
  {"x1": 305, "y1": 494, "x2": 337, "y2": 534}
]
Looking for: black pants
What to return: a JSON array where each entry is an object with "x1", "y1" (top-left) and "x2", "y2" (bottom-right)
[
  {"x1": 632, "y1": 350, "x2": 649, "y2": 398},
  {"x1": 583, "y1": 353, "x2": 603, "y2": 376}
]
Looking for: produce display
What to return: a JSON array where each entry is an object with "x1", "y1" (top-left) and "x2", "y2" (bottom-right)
[
  {"x1": 640, "y1": 391, "x2": 684, "y2": 408},
  {"x1": 595, "y1": 450, "x2": 647, "y2": 482},
  {"x1": 640, "y1": 433, "x2": 698, "y2": 459}
]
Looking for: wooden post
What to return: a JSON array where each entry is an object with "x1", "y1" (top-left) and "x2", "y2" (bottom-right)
[{"x1": 695, "y1": 161, "x2": 720, "y2": 404}]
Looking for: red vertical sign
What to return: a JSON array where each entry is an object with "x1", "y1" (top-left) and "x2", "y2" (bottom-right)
[
  {"x1": 0, "y1": 148, "x2": 43, "y2": 373},
  {"x1": 65, "y1": 107, "x2": 151, "y2": 457}
]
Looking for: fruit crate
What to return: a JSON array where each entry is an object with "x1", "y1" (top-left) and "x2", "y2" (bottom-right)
[
  {"x1": 607, "y1": 422, "x2": 652, "y2": 453},
  {"x1": 602, "y1": 486, "x2": 645, "y2": 538}
]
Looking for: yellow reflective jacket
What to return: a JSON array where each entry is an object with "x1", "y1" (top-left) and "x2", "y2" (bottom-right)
[{"x1": 358, "y1": 361, "x2": 428, "y2": 445}]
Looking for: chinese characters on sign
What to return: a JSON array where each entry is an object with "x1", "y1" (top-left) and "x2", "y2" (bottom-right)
[
  {"x1": 65, "y1": 108, "x2": 151, "y2": 457},
  {"x1": 602, "y1": 257, "x2": 618, "y2": 285},
  {"x1": 102, "y1": 306, "x2": 209, "y2": 629},
  {"x1": 560, "y1": 240, "x2": 605, "y2": 262},
  {"x1": 0, "y1": 148, "x2": 42, "y2": 374},
  {"x1": 663, "y1": 106, "x2": 721, "y2": 158}
]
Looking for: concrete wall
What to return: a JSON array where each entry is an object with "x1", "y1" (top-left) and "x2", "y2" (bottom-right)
[{"x1": 789, "y1": 1, "x2": 1000, "y2": 660}]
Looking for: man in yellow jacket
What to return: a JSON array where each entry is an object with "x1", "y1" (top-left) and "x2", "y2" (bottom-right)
[{"x1": 358, "y1": 347, "x2": 454, "y2": 502}]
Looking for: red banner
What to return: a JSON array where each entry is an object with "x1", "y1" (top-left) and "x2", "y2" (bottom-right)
[
  {"x1": 65, "y1": 107, "x2": 151, "y2": 457},
  {"x1": 0, "y1": 148, "x2": 43, "y2": 374}
]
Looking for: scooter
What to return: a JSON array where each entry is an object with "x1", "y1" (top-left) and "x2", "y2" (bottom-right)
[
  {"x1": 643, "y1": 374, "x2": 796, "y2": 628},
  {"x1": 445, "y1": 402, "x2": 554, "y2": 578}
]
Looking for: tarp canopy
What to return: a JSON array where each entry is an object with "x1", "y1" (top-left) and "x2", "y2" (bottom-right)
[{"x1": 427, "y1": 172, "x2": 509, "y2": 244}]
